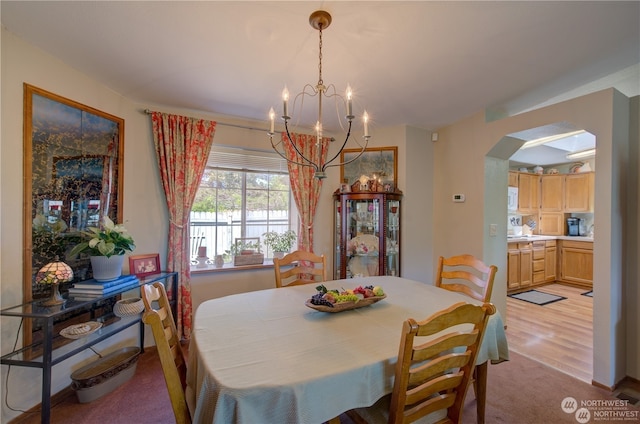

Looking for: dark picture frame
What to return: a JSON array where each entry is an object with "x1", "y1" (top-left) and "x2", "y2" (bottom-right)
[
  {"x1": 340, "y1": 146, "x2": 398, "y2": 185},
  {"x1": 129, "y1": 254, "x2": 161, "y2": 277}
]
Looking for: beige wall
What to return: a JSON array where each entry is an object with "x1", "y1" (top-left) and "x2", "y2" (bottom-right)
[
  {"x1": 627, "y1": 96, "x2": 640, "y2": 379},
  {"x1": 434, "y1": 89, "x2": 638, "y2": 387},
  {"x1": 0, "y1": 28, "x2": 162, "y2": 422}
]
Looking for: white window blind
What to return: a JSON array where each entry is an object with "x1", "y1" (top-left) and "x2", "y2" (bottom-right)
[{"x1": 207, "y1": 146, "x2": 289, "y2": 173}]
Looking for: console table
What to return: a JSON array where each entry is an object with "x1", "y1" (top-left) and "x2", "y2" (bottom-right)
[{"x1": 0, "y1": 272, "x2": 178, "y2": 424}]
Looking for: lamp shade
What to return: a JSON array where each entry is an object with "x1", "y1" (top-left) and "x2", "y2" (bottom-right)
[{"x1": 36, "y1": 257, "x2": 74, "y2": 285}]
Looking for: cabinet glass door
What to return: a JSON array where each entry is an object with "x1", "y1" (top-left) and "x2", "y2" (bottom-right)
[
  {"x1": 346, "y1": 198, "x2": 381, "y2": 278},
  {"x1": 386, "y1": 199, "x2": 400, "y2": 276},
  {"x1": 334, "y1": 197, "x2": 342, "y2": 280}
]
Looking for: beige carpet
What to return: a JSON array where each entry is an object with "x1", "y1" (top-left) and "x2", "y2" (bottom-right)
[
  {"x1": 462, "y1": 351, "x2": 640, "y2": 424},
  {"x1": 11, "y1": 348, "x2": 639, "y2": 424}
]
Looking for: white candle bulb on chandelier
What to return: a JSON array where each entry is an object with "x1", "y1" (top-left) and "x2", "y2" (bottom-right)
[
  {"x1": 269, "y1": 108, "x2": 275, "y2": 134},
  {"x1": 363, "y1": 111, "x2": 369, "y2": 137},
  {"x1": 282, "y1": 87, "x2": 289, "y2": 118}
]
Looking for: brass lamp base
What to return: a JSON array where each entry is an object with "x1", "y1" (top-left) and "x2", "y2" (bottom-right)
[{"x1": 41, "y1": 283, "x2": 65, "y2": 306}]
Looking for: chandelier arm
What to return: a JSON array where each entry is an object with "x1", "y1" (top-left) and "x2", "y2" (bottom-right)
[
  {"x1": 283, "y1": 120, "x2": 321, "y2": 170},
  {"x1": 320, "y1": 120, "x2": 353, "y2": 171},
  {"x1": 323, "y1": 141, "x2": 370, "y2": 171},
  {"x1": 269, "y1": 134, "x2": 317, "y2": 169}
]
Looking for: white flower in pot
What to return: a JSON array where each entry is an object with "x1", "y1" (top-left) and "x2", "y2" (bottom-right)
[
  {"x1": 69, "y1": 216, "x2": 135, "y2": 281},
  {"x1": 262, "y1": 230, "x2": 297, "y2": 259}
]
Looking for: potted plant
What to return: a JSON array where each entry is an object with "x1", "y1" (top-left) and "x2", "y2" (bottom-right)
[
  {"x1": 262, "y1": 230, "x2": 297, "y2": 258},
  {"x1": 69, "y1": 216, "x2": 135, "y2": 281},
  {"x1": 225, "y1": 239, "x2": 261, "y2": 257},
  {"x1": 226, "y1": 238, "x2": 264, "y2": 266}
]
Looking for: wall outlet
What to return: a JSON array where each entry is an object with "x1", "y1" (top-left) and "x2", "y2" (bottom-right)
[
  {"x1": 489, "y1": 224, "x2": 497, "y2": 237},
  {"x1": 452, "y1": 194, "x2": 465, "y2": 203}
]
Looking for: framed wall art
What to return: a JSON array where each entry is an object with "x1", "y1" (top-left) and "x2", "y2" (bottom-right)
[
  {"x1": 24, "y1": 83, "x2": 125, "y2": 303},
  {"x1": 340, "y1": 146, "x2": 397, "y2": 186},
  {"x1": 23, "y1": 83, "x2": 125, "y2": 350}
]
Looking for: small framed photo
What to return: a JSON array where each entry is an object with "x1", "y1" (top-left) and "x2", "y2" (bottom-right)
[
  {"x1": 340, "y1": 183, "x2": 351, "y2": 193},
  {"x1": 129, "y1": 254, "x2": 161, "y2": 277}
]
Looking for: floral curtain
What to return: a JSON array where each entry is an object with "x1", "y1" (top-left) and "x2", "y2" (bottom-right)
[
  {"x1": 151, "y1": 112, "x2": 216, "y2": 339},
  {"x1": 281, "y1": 132, "x2": 329, "y2": 252}
]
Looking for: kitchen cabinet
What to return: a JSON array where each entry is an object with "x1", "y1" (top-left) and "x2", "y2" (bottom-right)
[
  {"x1": 559, "y1": 239, "x2": 593, "y2": 287},
  {"x1": 531, "y1": 241, "x2": 546, "y2": 285},
  {"x1": 545, "y1": 240, "x2": 557, "y2": 282},
  {"x1": 507, "y1": 242, "x2": 533, "y2": 290},
  {"x1": 538, "y1": 212, "x2": 565, "y2": 236},
  {"x1": 540, "y1": 174, "x2": 564, "y2": 211},
  {"x1": 333, "y1": 191, "x2": 402, "y2": 279},
  {"x1": 508, "y1": 239, "x2": 558, "y2": 291},
  {"x1": 517, "y1": 173, "x2": 539, "y2": 215},
  {"x1": 507, "y1": 244, "x2": 521, "y2": 290},
  {"x1": 508, "y1": 171, "x2": 519, "y2": 187},
  {"x1": 564, "y1": 172, "x2": 595, "y2": 212}
]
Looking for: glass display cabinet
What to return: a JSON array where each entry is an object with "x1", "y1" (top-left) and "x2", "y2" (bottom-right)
[{"x1": 333, "y1": 191, "x2": 402, "y2": 279}]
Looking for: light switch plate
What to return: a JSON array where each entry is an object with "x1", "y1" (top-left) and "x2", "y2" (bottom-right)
[{"x1": 489, "y1": 224, "x2": 497, "y2": 237}]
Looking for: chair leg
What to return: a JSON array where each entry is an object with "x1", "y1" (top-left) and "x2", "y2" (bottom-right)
[
  {"x1": 475, "y1": 361, "x2": 488, "y2": 424},
  {"x1": 472, "y1": 367, "x2": 478, "y2": 398}
]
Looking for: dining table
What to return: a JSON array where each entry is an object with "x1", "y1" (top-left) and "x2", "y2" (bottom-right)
[{"x1": 186, "y1": 276, "x2": 509, "y2": 424}]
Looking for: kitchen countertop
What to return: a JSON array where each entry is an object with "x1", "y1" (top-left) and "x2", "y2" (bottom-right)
[{"x1": 507, "y1": 235, "x2": 594, "y2": 242}]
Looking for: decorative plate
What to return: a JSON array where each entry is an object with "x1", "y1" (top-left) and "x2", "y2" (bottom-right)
[
  {"x1": 305, "y1": 294, "x2": 386, "y2": 313},
  {"x1": 60, "y1": 321, "x2": 103, "y2": 339}
]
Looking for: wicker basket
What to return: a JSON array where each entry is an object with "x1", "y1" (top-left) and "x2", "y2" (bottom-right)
[
  {"x1": 113, "y1": 297, "x2": 144, "y2": 317},
  {"x1": 233, "y1": 253, "x2": 264, "y2": 266},
  {"x1": 71, "y1": 347, "x2": 140, "y2": 403}
]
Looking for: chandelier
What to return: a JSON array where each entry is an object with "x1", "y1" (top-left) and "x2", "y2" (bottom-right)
[{"x1": 268, "y1": 10, "x2": 370, "y2": 179}]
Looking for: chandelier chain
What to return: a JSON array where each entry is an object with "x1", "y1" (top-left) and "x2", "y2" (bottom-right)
[{"x1": 318, "y1": 25, "x2": 323, "y2": 87}]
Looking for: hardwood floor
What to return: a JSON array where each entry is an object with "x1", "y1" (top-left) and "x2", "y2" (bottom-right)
[{"x1": 506, "y1": 283, "x2": 593, "y2": 383}]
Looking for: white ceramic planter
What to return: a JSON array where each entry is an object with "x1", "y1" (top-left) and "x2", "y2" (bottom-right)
[{"x1": 90, "y1": 255, "x2": 125, "y2": 282}]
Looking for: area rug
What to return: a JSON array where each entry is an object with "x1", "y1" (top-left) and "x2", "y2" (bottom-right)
[
  {"x1": 581, "y1": 290, "x2": 593, "y2": 297},
  {"x1": 508, "y1": 289, "x2": 567, "y2": 306}
]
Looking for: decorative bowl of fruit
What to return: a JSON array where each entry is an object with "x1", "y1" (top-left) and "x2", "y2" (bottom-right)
[{"x1": 305, "y1": 284, "x2": 386, "y2": 313}]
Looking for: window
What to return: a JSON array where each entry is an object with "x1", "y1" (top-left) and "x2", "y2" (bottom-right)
[{"x1": 190, "y1": 146, "x2": 296, "y2": 264}]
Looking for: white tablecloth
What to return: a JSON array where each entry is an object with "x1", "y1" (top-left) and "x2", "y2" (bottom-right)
[{"x1": 187, "y1": 276, "x2": 509, "y2": 424}]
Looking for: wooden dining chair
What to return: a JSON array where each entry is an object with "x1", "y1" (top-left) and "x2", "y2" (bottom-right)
[
  {"x1": 435, "y1": 254, "x2": 497, "y2": 302},
  {"x1": 141, "y1": 282, "x2": 192, "y2": 424},
  {"x1": 273, "y1": 250, "x2": 327, "y2": 288},
  {"x1": 350, "y1": 301, "x2": 496, "y2": 424},
  {"x1": 436, "y1": 254, "x2": 497, "y2": 402}
]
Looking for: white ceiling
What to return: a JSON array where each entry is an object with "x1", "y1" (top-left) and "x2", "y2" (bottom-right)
[
  {"x1": 508, "y1": 122, "x2": 597, "y2": 167},
  {"x1": 2, "y1": 1, "x2": 639, "y2": 162}
]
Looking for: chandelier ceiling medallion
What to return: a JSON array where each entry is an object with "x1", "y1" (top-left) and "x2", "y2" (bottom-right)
[{"x1": 268, "y1": 10, "x2": 370, "y2": 179}]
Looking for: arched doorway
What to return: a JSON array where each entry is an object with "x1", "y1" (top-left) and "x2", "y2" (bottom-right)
[{"x1": 500, "y1": 122, "x2": 595, "y2": 383}]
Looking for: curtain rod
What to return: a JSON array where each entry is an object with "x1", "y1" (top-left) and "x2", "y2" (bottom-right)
[{"x1": 143, "y1": 109, "x2": 267, "y2": 132}]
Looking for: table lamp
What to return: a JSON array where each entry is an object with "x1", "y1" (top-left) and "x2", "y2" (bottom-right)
[{"x1": 36, "y1": 256, "x2": 74, "y2": 306}]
